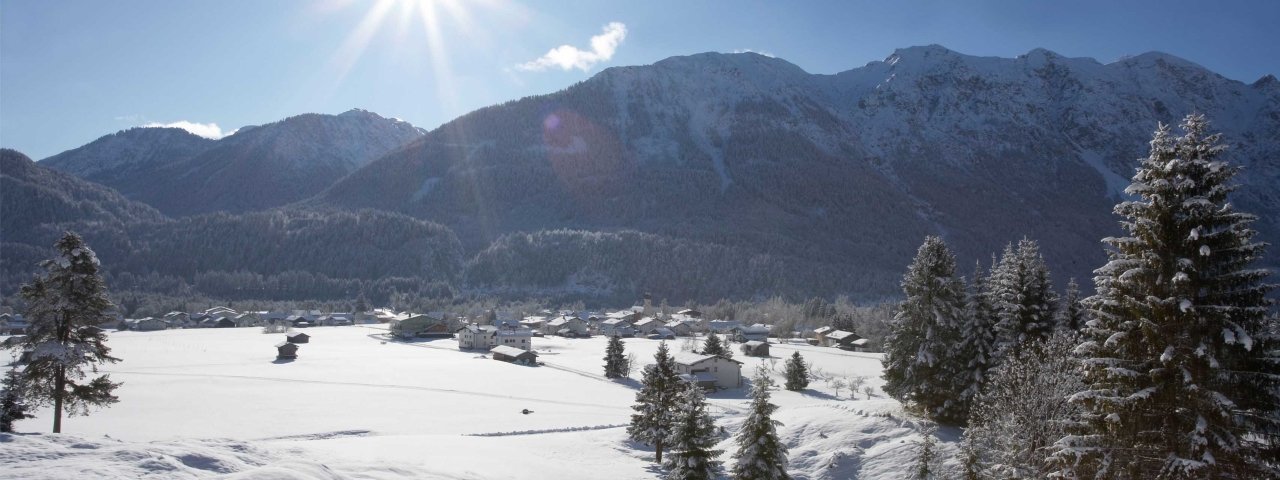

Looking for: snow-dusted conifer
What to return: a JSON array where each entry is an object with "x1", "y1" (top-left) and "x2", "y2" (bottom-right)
[
  {"x1": 989, "y1": 238, "x2": 1058, "y2": 357},
  {"x1": 1056, "y1": 278, "x2": 1087, "y2": 333},
  {"x1": 0, "y1": 365, "x2": 34, "y2": 433},
  {"x1": 913, "y1": 423, "x2": 943, "y2": 479},
  {"x1": 783, "y1": 351, "x2": 809, "y2": 391},
  {"x1": 731, "y1": 367, "x2": 790, "y2": 480},
  {"x1": 883, "y1": 236, "x2": 967, "y2": 423},
  {"x1": 955, "y1": 259, "x2": 999, "y2": 422},
  {"x1": 604, "y1": 335, "x2": 628, "y2": 379},
  {"x1": 701, "y1": 332, "x2": 732, "y2": 360},
  {"x1": 10, "y1": 233, "x2": 121, "y2": 433},
  {"x1": 629, "y1": 341, "x2": 681, "y2": 463},
  {"x1": 1056, "y1": 115, "x2": 1280, "y2": 478},
  {"x1": 663, "y1": 381, "x2": 722, "y2": 480}
]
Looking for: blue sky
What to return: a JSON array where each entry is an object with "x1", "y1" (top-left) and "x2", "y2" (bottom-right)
[{"x1": 2, "y1": 0, "x2": 1277, "y2": 160}]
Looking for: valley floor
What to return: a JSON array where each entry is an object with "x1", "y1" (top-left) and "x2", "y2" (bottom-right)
[{"x1": 1, "y1": 326, "x2": 955, "y2": 479}]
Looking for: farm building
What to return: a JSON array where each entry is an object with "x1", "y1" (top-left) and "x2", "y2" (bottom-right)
[
  {"x1": 823, "y1": 330, "x2": 864, "y2": 349},
  {"x1": 740, "y1": 341, "x2": 770, "y2": 357},
  {"x1": 731, "y1": 324, "x2": 771, "y2": 343},
  {"x1": 457, "y1": 324, "x2": 498, "y2": 350},
  {"x1": 164, "y1": 312, "x2": 193, "y2": 328},
  {"x1": 275, "y1": 342, "x2": 298, "y2": 360},
  {"x1": 543, "y1": 316, "x2": 588, "y2": 337},
  {"x1": 672, "y1": 352, "x2": 742, "y2": 389},
  {"x1": 124, "y1": 317, "x2": 168, "y2": 332},
  {"x1": 632, "y1": 317, "x2": 663, "y2": 335},
  {"x1": 649, "y1": 327, "x2": 676, "y2": 340},
  {"x1": 812, "y1": 326, "x2": 833, "y2": 342},
  {"x1": 600, "y1": 319, "x2": 636, "y2": 337},
  {"x1": 214, "y1": 317, "x2": 236, "y2": 328},
  {"x1": 287, "y1": 332, "x2": 310, "y2": 344},
  {"x1": 490, "y1": 345, "x2": 538, "y2": 365},
  {"x1": 392, "y1": 314, "x2": 452, "y2": 339},
  {"x1": 663, "y1": 320, "x2": 694, "y2": 337}
]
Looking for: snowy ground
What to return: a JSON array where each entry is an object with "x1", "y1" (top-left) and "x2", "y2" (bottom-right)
[{"x1": 1, "y1": 326, "x2": 955, "y2": 479}]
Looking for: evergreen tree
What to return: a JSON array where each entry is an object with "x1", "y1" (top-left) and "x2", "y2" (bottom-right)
[
  {"x1": 1056, "y1": 115, "x2": 1280, "y2": 478},
  {"x1": 0, "y1": 365, "x2": 34, "y2": 433},
  {"x1": 663, "y1": 381, "x2": 723, "y2": 480},
  {"x1": 989, "y1": 238, "x2": 1059, "y2": 357},
  {"x1": 955, "y1": 259, "x2": 999, "y2": 423},
  {"x1": 629, "y1": 342, "x2": 681, "y2": 464},
  {"x1": 882, "y1": 236, "x2": 967, "y2": 423},
  {"x1": 604, "y1": 335, "x2": 628, "y2": 379},
  {"x1": 9, "y1": 233, "x2": 121, "y2": 433},
  {"x1": 1056, "y1": 278, "x2": 1087, "y2": 333},
  {"x1": 913, "y1": 423, "x2": 943, "y2": 480},
  {"x1": 731, "y1": 367, "x2": 790, "y2": 480},
  {"x1": 701, "y1": 332, "x2": 732, "y2": 360},
  {"x1": 783, "y1": 351, "x2": 809, "y2": 391}
]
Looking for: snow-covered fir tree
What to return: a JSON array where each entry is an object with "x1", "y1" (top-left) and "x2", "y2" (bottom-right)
[
  {"x1": 1056, "y1": 115, "x2": 1280, "y2": 478},
  {"x1": 1056, "y1": 278, "x2": 1087, "y2": 333},
  {"x1": 701, "y1": 332, "x2": 732, "y2": 360},
  {"x1": 731, "y1": 367, "x2": 790, "y2": 480},
  {"x1": 955, "y1": 259, "x2": 1000, "y2": 423},
  {"x1": 883, "y1": 236, "x2": 967, "y2": 424},
  {"x1": 966, "y1": 333, "x2": 1083, "y2": 478},
  {"x1": 0, "y1": 365, "x2": 34, "y2": 433},
  {"x1": 913, "y1": 423, "x2": 943, "y2": 480},
  {"x1": 783, "y1": 351, "x2": 809, "y2": 391},
  {"x1": 989, "y1": 238, "x2": 1059, "y2": 357},
  {"x1": 604, "y1": 335, "x2": 628, "y2": 379},
  {"x1": 10, "y1": 233, "x2": 121, "y2": 433},
  {"x1": 629, "y1": 341, "x2": 681, "y2": 463},
  {"x1": 663, "y1": 381, "x2": 723, "y2": 480}
]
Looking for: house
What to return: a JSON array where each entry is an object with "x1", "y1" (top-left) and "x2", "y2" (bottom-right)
[
  {"x1": 0, "y1": 314, "x2": 25, "y2": 335},
  {"x1": 600, "y1": 319, "x2": 635, "y2": 337},
  {"x1": 495, "y1": 326, "x2": 533, "y2": 351},
  {"x1": 672, "y1": 353, "x2": 742, "y2": 389},
  {"x1": 521, "y1": 317, "x2": 547, "y2": 331},
  {"x1": 205, "y1": 306, "x2": 237, "y2": 317},
  {"x1": 731, "y1": 324, "x2": 771, "y2": 343},
  {"x1": 663, "y1": 320, "x2": 694, "y2": 337},
  {"x1": 812, "y1": 326, "x2": 834, "y2": 342},
  {"x1": 457, "y1": 324, "x2": 498, "y2": 350},
  {"x1": 287, "y1": 332, "x2": 310, "y2": 344},
  {"x1": 124, "y1": 317, "x2": 168, "y2": 332},
  {"x1": 214, "y1": 316, "x2": 236, "y2": 328},
  {"x1": 234, "y1": 313, "x2": 261, "y2": 328},
  {"x1": 823, "y1": 330, "x2": 863, "y2": 349},
  {"x1": 317, "y1": 314, "x2": 353, "y2": 326},
  {"x1": 275, "y1": 342, "x2": 298, "y2": 360},
  {"x1": 392, "y1": 314, "x2": 452, "y2": 339},
  {"x1": 490, "y1": 345, "x2": 538, "y2": 365},
  {"x1": 164, "y1": 311, "x2": 192, "y2": 328},
  {"x1": 649, "y1": 327, "x2": 677, "y2": 340},
  {"x1": 288, "y1": 315, "x2": 314, "y2": 328},
  {"x1": 633, "y1": 317, "x2": 663, "y2": 335},
  {"x1": 605, "y1": 308, "x2": 644, "y2": 324},
  {"x1": 544, "y1": 316, "x2": 588, "y2": 337},
  {"x1": 740, "y1": 340, "x2": 770, "y2": 357},
  {"x1": 706, "y1": 320, "x2": 742, "y2": 334},
  {"x1": 677, "y1": 309, "x2": 703, "y2": 318}
]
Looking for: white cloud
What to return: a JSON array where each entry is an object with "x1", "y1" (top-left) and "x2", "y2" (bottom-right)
[
  {"x1": 517, "y1": 22, "x2": 627, "y2": 72},
  {"x1": 141, "y1": 120, "x2": 230, "y2": 139}
]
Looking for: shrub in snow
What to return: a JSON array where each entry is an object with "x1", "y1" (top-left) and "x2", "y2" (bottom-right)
[
  {"x1": 913, "y1": 423, "x2": 943, "y2": 479},
  {"x1": 1, "y1": 365, "x2": 34, "y2": 433},
  {"x1": 731, "y1": 366, "x2": 790, "y2": 480},
  {"x1": 663, "y1": 381, "x2": 722, "y2": 480},
  {"x1": 783, "y1": 351, "x2": 809, "y2": 391},
  {"x1": 628, "y1": 342, "x2": 680, "y2": 463},
  {"x1": 1055, "y1": 115, "x2": 1280, "y2": 478},
  {"x1": 6, "y1": 233, "x2": 121, "y2": 433},
  {"x1": 882, "y1": 236, "x2": 967, "y2": 424}
]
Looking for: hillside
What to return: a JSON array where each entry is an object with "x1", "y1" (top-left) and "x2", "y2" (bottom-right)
[{"x1": 312, "y1": 46, "x2": 1280, "y2": 300}]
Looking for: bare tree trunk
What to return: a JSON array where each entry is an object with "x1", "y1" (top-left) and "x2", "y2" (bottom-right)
[
  {"x1": 53, "y1": 366, "x2": 64, "y2": 433},
  {"x1": 655, "y1": 436, "x2": 662, "y2": 464}
]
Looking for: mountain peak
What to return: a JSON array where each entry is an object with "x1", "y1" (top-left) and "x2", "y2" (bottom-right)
[
  {"x1": 1254, "y1": 74, "x2": 1278, "y2": 88},
  {"x1": 885, "y1": 44, "x2": 959, "y2": 63}
]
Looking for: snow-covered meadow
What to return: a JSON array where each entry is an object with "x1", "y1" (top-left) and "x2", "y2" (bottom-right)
[{"x1": 1, "y1": 326, "x2": 953, "y2": 479}]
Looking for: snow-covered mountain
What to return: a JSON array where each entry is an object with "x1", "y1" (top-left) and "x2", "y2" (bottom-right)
[
  {"x1": 43, "y1": 109, "x2": 426, "y2": 216},
  {"x1": 312, "y1": 46, "x2": 1280, "y2": 299}
]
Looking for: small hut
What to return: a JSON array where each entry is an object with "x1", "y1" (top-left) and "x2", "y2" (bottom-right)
[
  {"x1": 740, "y1": 340, "x2": 770, "y2": 357},
  {"x1": 276, "y1": 342, "x2": 298, "y2": 360},
  {"x1": 490, "y1": 345, "x2": 539, "y2": 365},
  {"x1": 287, "y1": 332, "x2": 310, "y2": 344}
]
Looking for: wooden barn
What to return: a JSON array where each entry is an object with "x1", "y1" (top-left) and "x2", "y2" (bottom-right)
[
  {"x1": 490, "y1": 345, "x2": 538, "y2": 365},
  {"x1": 740, "y1": 340, "x2": 770, "y2": 357},
  {"x1": 287, "y1": 332, "x2": 310, "y2": 344},
  {"x1": 276, "y1": 342, "x2": 298, "y2": 360}
]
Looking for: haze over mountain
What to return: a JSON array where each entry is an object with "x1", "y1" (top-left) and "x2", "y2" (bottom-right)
[
  {"x1": 9, "y1": 45, "x2": 1278, "y2": 304},
  {"x1": 42, "y1": 109, "x2": 426, "y2": 216}
]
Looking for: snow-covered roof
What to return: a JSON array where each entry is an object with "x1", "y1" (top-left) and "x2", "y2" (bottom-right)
[
  {"x1": 496, "y1": 328, "x2": 533, "y2": 337},
  {"x1": 490, "y1": 345, "x2": 536, "y2": 358},
  {"x1": 602, "y1": 319, "x2": 631, "y2": 326},
  {"x1": 672, "y1": 352, "x2": 742, "y2": 366},
  {"x1": 826, "y1": 330, "x2": 861, "y2": 341},
  {"x1": 813, "y1": 326, "x2": 833, "y2": 334},
  {"x1": 743, "y1": 341, "x2": 767, "y2": 347},
  {"x1": 459, "y1": 324, "x2": 498, "y2": 333}
]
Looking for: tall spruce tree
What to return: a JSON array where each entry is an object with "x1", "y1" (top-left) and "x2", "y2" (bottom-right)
[
  {"x1": 783, "y1": 351, "x2": 809, "y2": 391},
  {"x1": 10, "y1": 233, "x2": 121, "y2": 433},
  {"x1": 629, "y1": 342, "x2": 681, "y2": 464},
  {"x1": 732, "y1": 367, "x2": 790, "y2": 480},
  {"x1": 883, "y1": 236, "x2": 967, "y2": 423},
  {"x1": 604, "y1": 335, "x2": 628, "y2": 379},
  {"x1": 701, "y1": 332, "x2": 732, "y2": 360},
  {"x1": 990, "y1": 238, "x2": 1059, "y2": 357},
  {"x1": 663, "y1": 381, "x2": 723, "y2": 480},
  {"x1": 1056, "y1": 115, "x2": 1280, "y2": 478},
  {"x1": 1, "y1": 365, "x2": 34, "y2": 433},
  {"x1": 1056, "y1": 278, "x2": 1088, "y2": 333},
  {"x1": 955, "y1": 259, "x2": 999, "y2": 422}
]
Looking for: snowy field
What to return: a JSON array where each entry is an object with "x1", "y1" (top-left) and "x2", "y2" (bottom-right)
[{"x1": 1, "y1": 326, "x2": 954, "y2": 479}]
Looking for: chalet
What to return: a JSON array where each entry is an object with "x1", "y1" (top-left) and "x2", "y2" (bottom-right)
[
  {"x1": 288, "y1": 315, "x2": 314, "y2": 328},
  {"x1": 672, "y1": 352, "x2": 742, "y2": 389},
  {"x1": 605, "y1": 308, "x2": 644, "y2": 324},
  {"x1": 544, "y1": 316, "x2": 588, "y2": 337},
  {"x1": 495, "y1": 326, "x2": 533, "y2": 351},
  {"x1": 490, "y1": 345, "x2": 538, "y2": 365},
  {"x1": 706, "y1": 320, "x2": 742, "y2": 334},
  {"x1": 164, "y1": 311, "x2": 192, "y2": 328},
  {"x1": 823, "y1": 330, "x2": 864, "y2": 349},
  {"x1": 287, "y1": 332, "x2": 310, "y2": 344},
  {"x1": 234, "y1": 313, "x2": 262, "y2": 327},
  {"x1": 740, "y1": 340, "x2": 770, "y2": 357},
  {"x1": 457, "y1": 324, "x2": 498, "y2": 349},
  {"x1": 318, "y1": 314, "x2": 353, "y2": 326},
  {"x1": 128, "y1": 317, "x2": 168, "y2": 331},
  {"x1": 521, "y1": 317, "x2": 547, "y2": 331},
  {"x1": 275, "y1": 342, "x2": 298, "y2": 360},
  {"x1": 205, "y1": 306, "x2": 237, "y2": 317},
  {"x1": 190, "y1": 313, "x2": 211, "y2": 326},
  {"x1": 663, "y1": 320, "x2": 694, "y2": 337},
  {"x1": 392, "y1": 314, "x2": 452, "y2": 339},
  {"x1": 214, "y1": 316, "x2": 237, "y2": 328},
  {"x1": 600, "y1": 319, "x2": 636, "y2": 337},
  {"x1": 649, "y1": 327, "x2": 677, "y2": 340},
  {"x1": 632, "y1": 317, "x2": 663, "y2": 335},
  {"x1": 813, "y1": 326, "x2": 834, "y2": 342},
  {"x1": 0, "y1": 314, "x2": 28, "y2": 335},
  {"x1": 731, "y1": 324, "x2": 771, "y2": 343}
]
